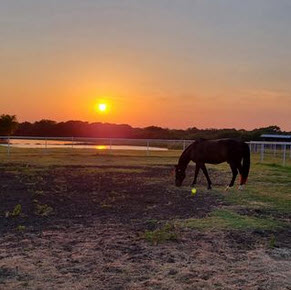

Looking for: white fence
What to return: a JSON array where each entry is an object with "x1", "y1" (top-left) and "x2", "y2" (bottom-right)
[
  {"x1": 248, "y1": 141, "x2": 291, "y2": 166},
  {"x1": 0, "y1": 136, "x2": 290, "y2": 166}
]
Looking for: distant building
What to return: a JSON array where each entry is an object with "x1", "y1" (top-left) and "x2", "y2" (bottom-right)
[{"x1": 260, "y1": 134, "x2": 291, "y2": 142}]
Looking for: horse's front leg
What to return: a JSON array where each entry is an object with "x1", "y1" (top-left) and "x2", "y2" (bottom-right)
[
  {"x1": 200, "y1": 164, "x2": 212, "y2": 189},
  {"x1": 191, "y1": 164, "x2": 200, "y2": 186}
]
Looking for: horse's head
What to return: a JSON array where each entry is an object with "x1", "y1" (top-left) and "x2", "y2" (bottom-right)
[{"x1": 175, "y1": 165, "x2": 186, "y2": 187}]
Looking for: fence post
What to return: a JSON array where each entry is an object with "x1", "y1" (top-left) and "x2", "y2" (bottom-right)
[
  {"x1": 44, "y1": 138, "x2": 47, "y2": 153},
  {"x1": 283, "y1": 144, "x2": 286, "y2": 166},
  {"x1": 260, "y1": 143, "x2": 264, "y2": 162},
  {"x1": 273, "y1": 144, "x2": 276, "y2": 157},
  {"x1": 71, "y1": 137, "x2": 74, "y2": 149},
  {"x1": 7, "y1": 137, "x2": 10, "y2": 156},
  {"x1": 109, "y1": 139, "x2": 112, "y2": 154},
  {"x1": 183, "y1": 140, "x2": 186, "y2": 150},
  {"x1": 147, "y1": 140, "x2": 149, "y2": 156}
]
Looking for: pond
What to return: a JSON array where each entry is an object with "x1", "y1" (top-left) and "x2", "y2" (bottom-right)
[{"x1": 0, "y1": 139, "x2": 168, "y2": 151}]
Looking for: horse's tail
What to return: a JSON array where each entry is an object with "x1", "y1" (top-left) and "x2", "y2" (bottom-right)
[{"x1": 240, "y1": 142, "x2": 250, "y2": 185}]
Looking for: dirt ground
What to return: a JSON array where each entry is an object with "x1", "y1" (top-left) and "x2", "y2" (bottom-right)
[{"x1": 0, "y1": 163, "x2": 290, "y2": 289}]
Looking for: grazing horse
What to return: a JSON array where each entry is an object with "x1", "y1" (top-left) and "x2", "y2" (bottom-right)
[{"x1": 175, "y1": 138, "x2": 250, "y2": 190}]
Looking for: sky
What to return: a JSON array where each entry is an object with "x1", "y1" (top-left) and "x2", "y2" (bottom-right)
[{"x1": 0, "y1": 0, "x2": 291, "y2": 130}]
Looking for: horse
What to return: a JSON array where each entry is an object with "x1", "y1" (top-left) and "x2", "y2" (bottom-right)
[{"x1": 175, "y1": 138, "x2": 250, "y2": 190}]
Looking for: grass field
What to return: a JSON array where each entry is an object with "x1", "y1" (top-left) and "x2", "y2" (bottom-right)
[{"x1": 0, "y1": 148, "x2": 290, "y2": 289}]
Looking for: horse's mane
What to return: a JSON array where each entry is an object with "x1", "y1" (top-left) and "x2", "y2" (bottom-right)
[
  {"x1": 183, "y1": 143, "x2": 193, "y2": 152},
  {"x1": 178, "y1": 142, "x2": 194, "y2": 167}
]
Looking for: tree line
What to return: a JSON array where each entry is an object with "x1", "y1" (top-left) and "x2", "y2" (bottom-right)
[{"x1": 0, "y1": 114, "x2": 289, "y2": 141}]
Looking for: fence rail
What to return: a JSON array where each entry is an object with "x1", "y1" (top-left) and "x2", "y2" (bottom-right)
[
  {"x1": 0, "y1": 136, "x2": 290, "y2": 166},
  {"x1": 248, "y1": 141, "x2": 291, "y2": 166}
]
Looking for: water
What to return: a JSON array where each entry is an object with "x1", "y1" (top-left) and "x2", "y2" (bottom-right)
[{"x1": 0, "y1": 139, "x2": 168, "y2": 151}]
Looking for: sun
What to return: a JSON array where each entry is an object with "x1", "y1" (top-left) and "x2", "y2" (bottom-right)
[
  {"x1": 95, "y1": 102, "x2": 107, "y2": 113},
  {"x1": 98, "y1": 103, "x2": 107, "y2": 112}
]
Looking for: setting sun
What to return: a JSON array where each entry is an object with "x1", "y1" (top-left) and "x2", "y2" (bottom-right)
[
  {"x1": 99, "y1": 103, "x2": 106, "y2": 111},
  {"x1": 95, "y1": 103, "x2": 107, "y2": 113}
]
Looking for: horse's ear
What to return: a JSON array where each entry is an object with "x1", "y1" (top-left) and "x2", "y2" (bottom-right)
[{"x1": 197, "y1": 138, "x2": 206, "y2": 142}]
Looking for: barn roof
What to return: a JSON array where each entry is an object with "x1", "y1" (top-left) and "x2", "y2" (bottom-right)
[{"x1": 261, "y1": 134, "x2": 291, "y2": 139}]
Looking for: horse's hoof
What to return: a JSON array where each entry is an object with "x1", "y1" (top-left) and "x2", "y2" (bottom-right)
[
  {"x1": 238, "y1": 185, "x2": 244, "y2": 190},
  {"x1": 225, "y1": 186, "x2": 231, "y2": 191},
  {"x1": 207, "y1": 186, "x2": 212, "y2": 190}
]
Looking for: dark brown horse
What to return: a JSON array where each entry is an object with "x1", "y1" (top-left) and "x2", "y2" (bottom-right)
[{"x1": 175, "y1": 138, "x2": 250, "y2": 190}]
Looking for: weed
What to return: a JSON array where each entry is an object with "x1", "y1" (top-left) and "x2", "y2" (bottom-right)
[
  {"x1": 32, "y1": 190, "x2": 45, "y2": 197},
  {"x1": 11, "y1": 204, "x2": 22, "y2": 217},
  {"x1": 146, "y1": 219, "x2": 158, "y2": 226},
  {"x1": 16, "y1": 225, "x2": 26, "y2": 231},
  {"x1": 33, "y1": 200, "x2": 53, "y2": 216},
  {"x1": 269, "y1": 234, "x2": 276, "y2": 248},
  {"x1": 143, "y1": 223, "x2": 178, "y2": 245}
]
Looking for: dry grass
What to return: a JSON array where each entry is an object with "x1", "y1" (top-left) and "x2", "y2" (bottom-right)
[{"x1": 0, "y1": 222, "x2": 290, "y2": 289}]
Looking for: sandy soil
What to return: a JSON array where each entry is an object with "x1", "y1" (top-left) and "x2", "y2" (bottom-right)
[{"x1": 0, "y1": 164, "x2": 290, "y2": 289}]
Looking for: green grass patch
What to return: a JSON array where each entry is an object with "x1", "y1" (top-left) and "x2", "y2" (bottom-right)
[
  {"x1": 225, "y1": 185, "x2": 291, "y2": 213},
  {"x1": 219, "y1": 160, "x2": 291, "y2": 214},
  {"x1": 180, "y1": 209, "x2": 284, "y2": 231},
  {"x1": 210, "y1": 157, "x2": 291, "y2": 217},
  {"x1": 263, "y1": 163, "x2": 291, "y2": 172},
  {"x1": 143, "y1": 223, "x2": 178, "y2": 245}
]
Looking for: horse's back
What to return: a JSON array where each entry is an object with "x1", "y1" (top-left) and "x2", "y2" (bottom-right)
[{"x1": 192, "y1": 138, "x2": 245, "y2": 164}]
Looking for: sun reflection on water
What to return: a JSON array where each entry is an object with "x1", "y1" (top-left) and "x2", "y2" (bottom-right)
[{"x1": 95, "y1": 145, "x2": 108, "y2": 150}]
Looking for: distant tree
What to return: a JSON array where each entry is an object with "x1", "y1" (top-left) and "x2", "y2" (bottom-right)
[
  {"x1": 248, "y1": 125, "x2": 282, "y2": 140},
  {"x1": 142, "y1": 126, "x2": 170, "y2": 139},
  {"x1": 33, "y1": 119, "x2": 57, "y2": 136},
  {"x1": 0, "y1": 114, "x2": 18, "y2": 135},
  {"x1": 11, "y1": 117, "x2": 287, "y2": 141},
  {"x1": 266, "y1": 126, "x2": 281, "y2": 133},
  {"x1": 15, "y1": 121, "x2": 33, "y2": 136}
]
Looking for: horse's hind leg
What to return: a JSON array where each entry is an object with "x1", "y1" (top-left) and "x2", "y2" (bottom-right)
[
  {"x1": 236, "y1": 162, "x2": 244, "y2": 185},
  {"x1": 235, "y1": 162, "x2": 245, "y2": 190},
  {"x1": 200, "y1": 164, "x2": 212, "y2": 189},
  {"x1": 228, "y1": 162, "x2": 238, "y2": 188}
]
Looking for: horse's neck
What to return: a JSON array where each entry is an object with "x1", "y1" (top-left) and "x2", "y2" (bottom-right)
[{"x1": 178, "y1": 148, "x2": 191, "y2": 169}]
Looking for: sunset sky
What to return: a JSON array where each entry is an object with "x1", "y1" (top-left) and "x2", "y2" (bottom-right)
[{"x1": 1, "y1": 0, "x2": 291, "y2": 130}]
